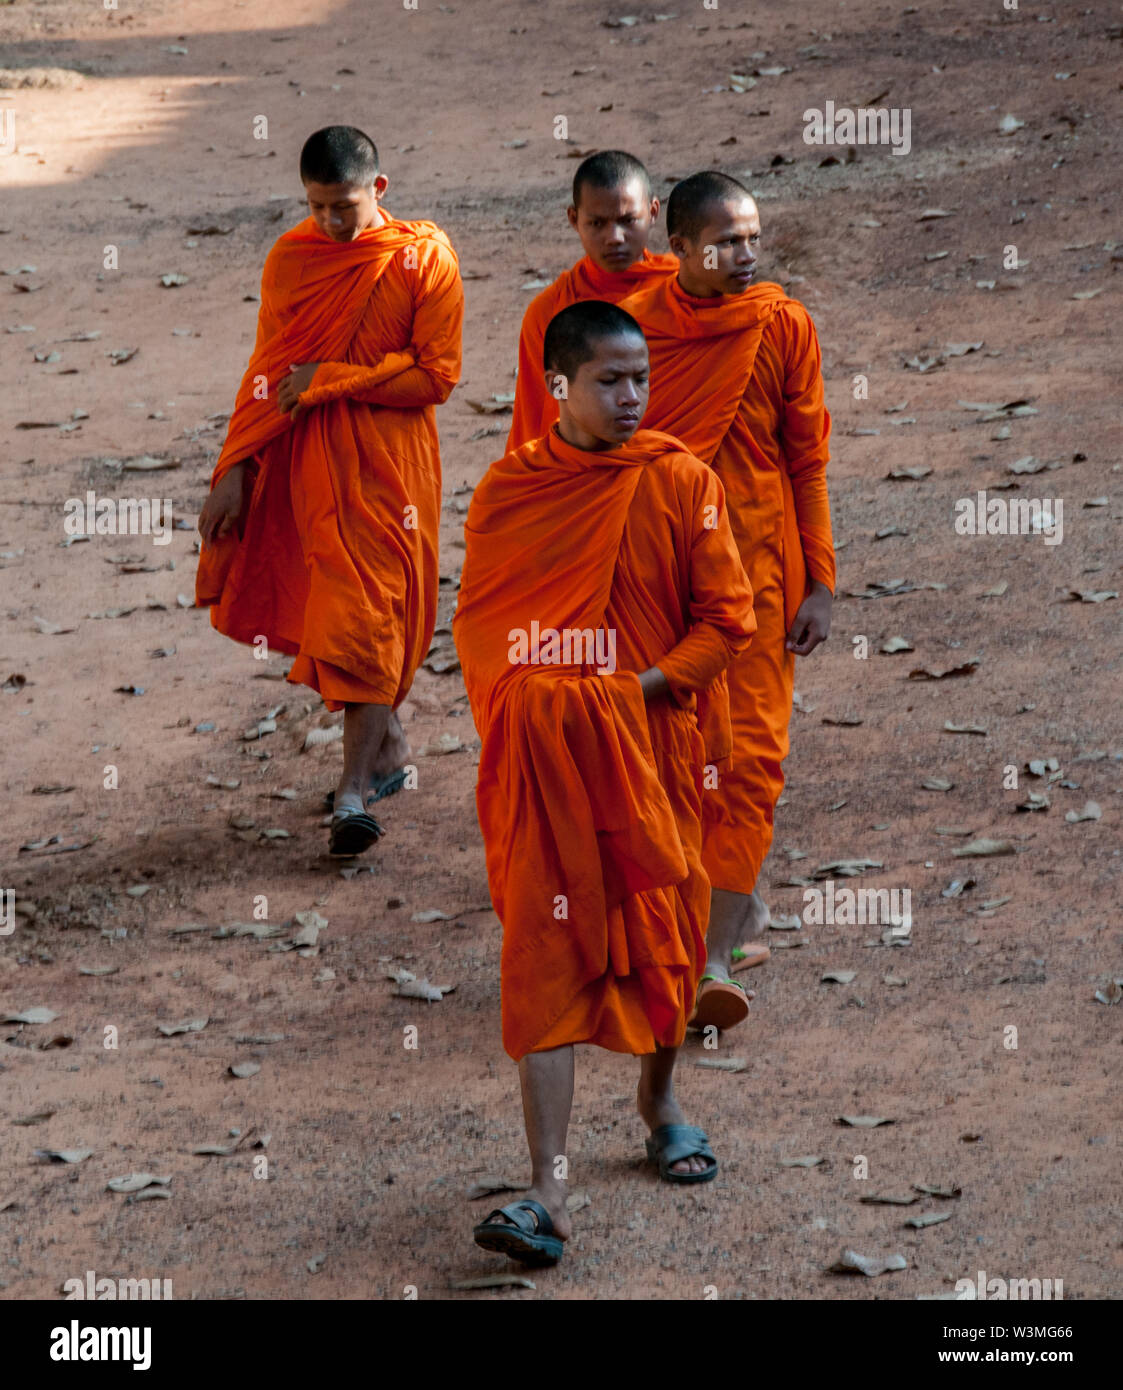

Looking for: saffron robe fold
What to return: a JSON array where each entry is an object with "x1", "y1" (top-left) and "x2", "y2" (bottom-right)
[
  {"x1": 453, "y1": 426, "x2": 756, "y2": 1060},
  {"x1": 195, "y1": 212, "x2": 464, "y2": 711},
  {"x1": 505, "y1": 250, "x2": 678, "y2": 452},
  {"x1": 621, "y1": 276, "x2": 834, "y2": 892}
]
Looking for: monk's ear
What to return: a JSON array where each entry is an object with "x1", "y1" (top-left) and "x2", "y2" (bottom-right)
[
  {"x1": 667, "y1": 233, "x2": 688, "y2": 259},
  {"x1": 543, "y1": 369, "x2": 570, "y2": 403},
  {"x1": 649, "y1": 197, "x2": 660, "y2": 223},
  {"x1": 374, "y1": 174, "x2": 389, "y2": 198},
  {"x1": 566, "y1": 204, "x2": 580, "y2": 232}
]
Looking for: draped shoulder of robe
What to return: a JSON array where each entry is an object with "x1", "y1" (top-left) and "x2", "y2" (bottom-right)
[
  {"x1": 505, "y1": 250, "x2": 678, "y2": 453},
  {"x1": 195, "y1": 212, "x2": 464, "y2": 711},
  {"x1": 621, "y1": 275, "x2": 834, "y2": 893},
  {"x1": 453, "y1": 426, "x2": 755, "y2": 1060}
]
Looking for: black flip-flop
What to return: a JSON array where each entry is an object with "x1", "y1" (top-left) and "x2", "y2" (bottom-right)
[
  {"x1": 645, "y1": 1123, "x2": 719, "y2": 1185},
  {"x1": 328, "y1": 809, "x2": 385, "y2": 858},
  {"x1": 323, "y1": 767, "x2": 407, "y2": 813},
  {"x1": 473, "y1": 1199, "x2": 564, "y2": 1266}
]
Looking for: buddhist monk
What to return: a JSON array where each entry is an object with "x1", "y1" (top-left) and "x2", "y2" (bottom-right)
[
  {"x1": 504, "y1": 150, "x2": 677, "y2": 452},
  {"x1": 196, "y1": 126, "x2": 463, "y2": 857},
  {"x1": 454, "y1": 301, "x2": 756, "y2": 1264},
  {"x1": 621, "y1": 172, "x2": 835, "y2": 1032}
]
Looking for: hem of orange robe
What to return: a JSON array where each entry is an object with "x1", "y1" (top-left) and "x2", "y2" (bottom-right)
[
  {"x1": 286, "y1": 658, "x2": 399, "y2": 711},
  {"x1": 508, "y1": 1029, "x2": 687, "y2": 1062},
  {"x1": 701, "y1": 851, "x2": 770, "y2": 897},
  {"x1": 206, "y1": 608, "x2": 302, "y2": 658}
]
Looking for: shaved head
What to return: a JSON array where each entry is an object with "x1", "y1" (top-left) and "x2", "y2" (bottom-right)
[
  {"x1": 572, "y1": 149, "x2": 653, "y2": 209},
  {"x1": 299, "y1": 125, "x2": 380, "y2": 187},
  {"x1": 543, "y1": 300, "x2": 646, "y2": 382},
  {"x1": 666, "y1": 171, "x2": 751, "y2": 242}
]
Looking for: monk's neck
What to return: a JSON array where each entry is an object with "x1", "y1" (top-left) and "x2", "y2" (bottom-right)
[{"x1": 674, "y1": 271, "x2": 723, "y2": 300}]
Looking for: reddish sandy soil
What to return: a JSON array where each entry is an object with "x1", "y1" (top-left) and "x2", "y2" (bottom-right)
[{"x1": 1, "y1": 0, "x2": 1120, "y2": 1302}]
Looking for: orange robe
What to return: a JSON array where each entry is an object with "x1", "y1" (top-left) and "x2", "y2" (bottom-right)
[
  {"x1": 505, "y1": 250, "x2": 678, "y2": 452},
  {"x1": 621, "y1": 277, "x2": 834, "y2": 893},
  {"x1": 195, "y1": 213, "x2": 464, "y2": 711},
  {"x1": 453, "y1": 427, "x2": 756, "y2": 1060}
]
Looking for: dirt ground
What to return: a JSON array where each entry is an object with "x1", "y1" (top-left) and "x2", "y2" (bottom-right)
[{"x1": 1, "y1": 0, "x2": 1120, "y2": 1302}]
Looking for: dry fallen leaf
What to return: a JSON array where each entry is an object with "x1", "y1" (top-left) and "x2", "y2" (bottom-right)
[
  {"x1": 908, "y1": 658, "x2": 979, "y2": 681},
  {"x1": 35, "y1": 1148, "x2": 93, "y2": 1164},
  {"x1": 828, "y1": 1248, "x2": 908, "y2": 1276},
  {"x1": 393, "y1": 978, "x2": 451, "y2": 1002},
  {"x1": 880, "y1": 637, "x2": 914, "y2": 654},
  {"x1": 906, "y1": 1210, "x2": 953, "y2": 1229},
  {"x1": 450, "y1": 1274, "x2": 536, "y2": 1291},
  {"x1": 695, "y1": 1056, "x2": 748, "y2": 1072},
  {"x1": 814, "y1": 859, "x2": 882, "y2": 879},
  {"x1": 466, "y1": 1175, "x2": 527, "y2": 1200},
  {"x1": 1064, "y1": 801, "x2": 1101, "y2": 824},
  {"x1": 1068, "y1": 589, "x2": 1118, "y2": 604},
  {"x1": 860, "y1": 1192, "x2": 918, "y2": 1205},
  {"x1": 1093, "y1": 980, "x2": 1122, "y2": 1006},
  {"x1": 839, "y1": 1115, "x2": 894, "y2": 1128},
  {"x1": 1, "y1": 1006, "x2": 58, "y2": 1024},
  {"x1": 303, "y1": 724, "x2": 344, "y2": 751},
  {"x1": 943, "y1": 721, "x2": 987, "y2": 736},
  {"x1": 106, "y1": 1173, "x2": 171, "y2": 1194},
  {"x1": 417, "y1": 732, "x2": 464, "y2": 757},
  {"x1": 821, "y1": 970, "x2": 857, "y2": 984},
  {"x1": 779, "y1": 1155, "x2": 825, "y2": 1168},
  {"x1": 229, "y1": 1061, "x2": 261, "y2": 1079},
  {"x1": 921, "y1": 776, "x2": 953, "y2": 792},
  {"x1": 157, "y1": 1017, "x2": 209, "y2": 1036},
  {"x1": 913, "y1": 1182, "x2": 963, "y2": 1198},
  {"x1": 411, "y1": 909, "x2": 452, "y2": 923},
  {"x1": 951, "y1": 839, "x2": 1015, "y2": 858}
]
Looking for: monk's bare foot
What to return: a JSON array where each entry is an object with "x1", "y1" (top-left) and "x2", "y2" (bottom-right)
[
  {"x1": 486, "y1": 1182, "x2": 572, "y2": 1242},
  {"x1": 636, "y1": 1084, "x2": 711, "y2": 1177},
  {"x1": 370, "y1": 713, "x2": 410, "y2": 785},
  {"x1": 745, "y1": 888, "x2": 770, "y2": 938}
]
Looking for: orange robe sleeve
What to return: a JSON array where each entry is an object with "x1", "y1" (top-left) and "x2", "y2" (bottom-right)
[
  {"x1": 777, "y1": 303, "x2": 835, "y2": 591},
  {"x1": 657, "y1": 464, "x2": 756, "y2": 697},
  {"x1": 298, "y1": 240, "x2": 464, "y2": 410},
  {"x1": 505, "y1": 285, "x2": 559, "y2": 453}
]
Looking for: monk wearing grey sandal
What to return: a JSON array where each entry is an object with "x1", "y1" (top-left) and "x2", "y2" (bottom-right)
[{"x1": 455, "y1": 302, "x2": 756, "y2": 1265}]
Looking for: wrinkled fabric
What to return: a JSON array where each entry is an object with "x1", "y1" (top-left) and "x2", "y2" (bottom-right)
[
  {"x1": 195, "y1": 212, "x2": 463, "y2": 710},
  {"x1": 454, "y1": 426, "x2": 755, "y2": 1059},
  {"x1": 506, "y1": 250, "x2": 678, "y2": 452},
  {"x1": 622, "y1": 276, "x2": 833, "y2": 891}
]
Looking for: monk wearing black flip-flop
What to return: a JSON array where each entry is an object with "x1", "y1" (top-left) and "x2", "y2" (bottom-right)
[
  {"x1": 454, "y1": 302, "x2": 756, "y2": 1264},
  {"x1": 196, "y1": 126, "x2": 463, "y2": 858}
]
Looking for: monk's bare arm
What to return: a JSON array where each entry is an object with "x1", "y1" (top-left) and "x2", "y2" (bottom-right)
[{"x1": 658, "y1": 468, "x2": 757, "y2": 697}]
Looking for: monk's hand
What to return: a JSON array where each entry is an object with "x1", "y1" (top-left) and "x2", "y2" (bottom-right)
[
  {"x1": 276, "y1": 361, "x2": 320, "y2": 418},
  {"x1": 197, "y1": 461, "x2": 248, "y2": 546},
  {"x1": 786, "y1": 581, "x2": 833, "y2": 656},
  {"x1": 637, "y1": 666, "x2": 670, "y2": 701}
]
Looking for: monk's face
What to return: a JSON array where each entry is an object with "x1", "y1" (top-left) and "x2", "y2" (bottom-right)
[
  {"x1": 567, "y1": 179, "x2": 660, "y2": 273},
  {"x1": 551, "y1": 333, "x2": 650, "y2": 451},
  {"x1": 672, "y1": 196, "x2": 761, "y2": 297},
  {"x1": 303, "y1": 176, "x2": 388, "y2": 241}
]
